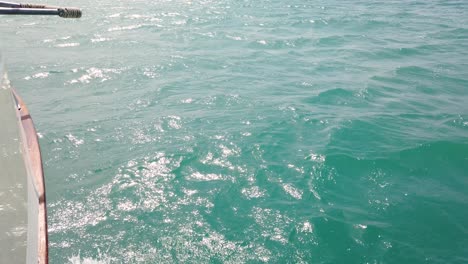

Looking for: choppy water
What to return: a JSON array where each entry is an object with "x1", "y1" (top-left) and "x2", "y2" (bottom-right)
[{"x1": 2, "y1": 0, "x2": 468, "y2": 263}]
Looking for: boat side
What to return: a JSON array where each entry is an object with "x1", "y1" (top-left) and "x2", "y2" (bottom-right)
[
  {"x1": 12, "y1": 89, "x2": 49, "y2": 264},
  {"x1": 0, "y1": 66, "x2": 48, "y2": 263},
  {"x1": 0, "y1": 71, "x2": 28, "y2": 263}
]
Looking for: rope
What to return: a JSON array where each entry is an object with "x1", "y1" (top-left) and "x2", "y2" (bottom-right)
[
  {"x1": 19, "y1": 4, "x2": 45, "y2": 8},
  {"x1": 58, "y1": 8, "x2": 81, "y2": 18}
]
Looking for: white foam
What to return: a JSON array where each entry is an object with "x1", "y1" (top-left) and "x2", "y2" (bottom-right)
[
  {"x1": 282, "y1": 183, "x2": 303, "y2": 200},
  {"x1": 91, "y1": 37, "x2": 110, "y2": 43},
  {"x1": 24, "y1": 72, "x2": 49, "y2": 80},
  {"x1": 56, "y1": 43, "x2": 80, "y2": 48},
  {"x1": 241, "y1": 186, "x2": 266, "y2": 199},
  {"x1": 300, "y1": 221, "x2": 313, "y2": 233},
  {"x1": 188, "y1": 172, "x2": 224, "y2": 181},
  {"x1": 108, "y1": 24, "x2": 142, "y2": 32},
  {"x1": 68, "y1": 254, "x2": 111, "y2": 264},
  {"x1": 66, "y1": 133, "x2": 84, "y2": 147}
]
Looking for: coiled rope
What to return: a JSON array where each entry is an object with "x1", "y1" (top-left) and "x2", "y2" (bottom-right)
[{"x1": 58, "y1": 8, "x2": 81, "y2": 18}]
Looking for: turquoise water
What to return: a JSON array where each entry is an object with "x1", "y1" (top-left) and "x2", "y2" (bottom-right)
[{"x1": 2, "y1": 0, "x2": 468, "y2": 262}]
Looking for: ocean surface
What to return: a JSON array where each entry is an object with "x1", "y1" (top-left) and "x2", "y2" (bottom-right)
[{"x1": 1, "y1": 0, "x2": 468, "y2": 263}]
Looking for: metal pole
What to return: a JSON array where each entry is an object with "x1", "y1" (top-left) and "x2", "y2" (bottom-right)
[
  {"x1": 0, "y1": 6, "x2": 81, "y2": 17},
  {"x1": 0, "y1": 7, "x2": 58, "y2": 15}
]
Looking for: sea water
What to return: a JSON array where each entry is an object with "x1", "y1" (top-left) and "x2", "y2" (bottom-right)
[{"x1": 1, "y1": 0, "x2": 468, "y2": 263}]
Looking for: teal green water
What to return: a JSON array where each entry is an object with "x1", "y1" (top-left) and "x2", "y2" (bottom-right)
[{"x1": 2, "y1": 0, "x2": 468, "y2": 263}]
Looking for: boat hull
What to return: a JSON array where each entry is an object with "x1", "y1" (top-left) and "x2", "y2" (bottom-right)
[
  {"x1": 12, "y1": 89, "x2": 48, "y2": 264},
  {"x1": 0, "y1": 72, "x2": 48, "y2": 263}
]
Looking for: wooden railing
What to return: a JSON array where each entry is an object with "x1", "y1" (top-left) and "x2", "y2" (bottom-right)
[{"x1": 12, "y1": 89, "x2": 48, "y2": 264}]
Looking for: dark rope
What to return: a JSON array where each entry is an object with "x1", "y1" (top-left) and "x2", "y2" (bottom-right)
[
  {"x1": 58, "y1": 8, "x2": 81, "y2": 18},
  {"x1": 19, "y1": 3, "x2": 45, "y2": 8}
]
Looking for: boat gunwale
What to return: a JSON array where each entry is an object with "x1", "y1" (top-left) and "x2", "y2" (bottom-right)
[{"x1": 12, "y1": 88, "x2": 48, "y2": 264}]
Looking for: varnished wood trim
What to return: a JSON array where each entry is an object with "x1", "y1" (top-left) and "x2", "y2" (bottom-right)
[
  {"x1": 21, "y1": 114, "x2": 31, "y2": 121},
  {"x1": 12, "y1": 89, "x2": 48, "y2": 264}
]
